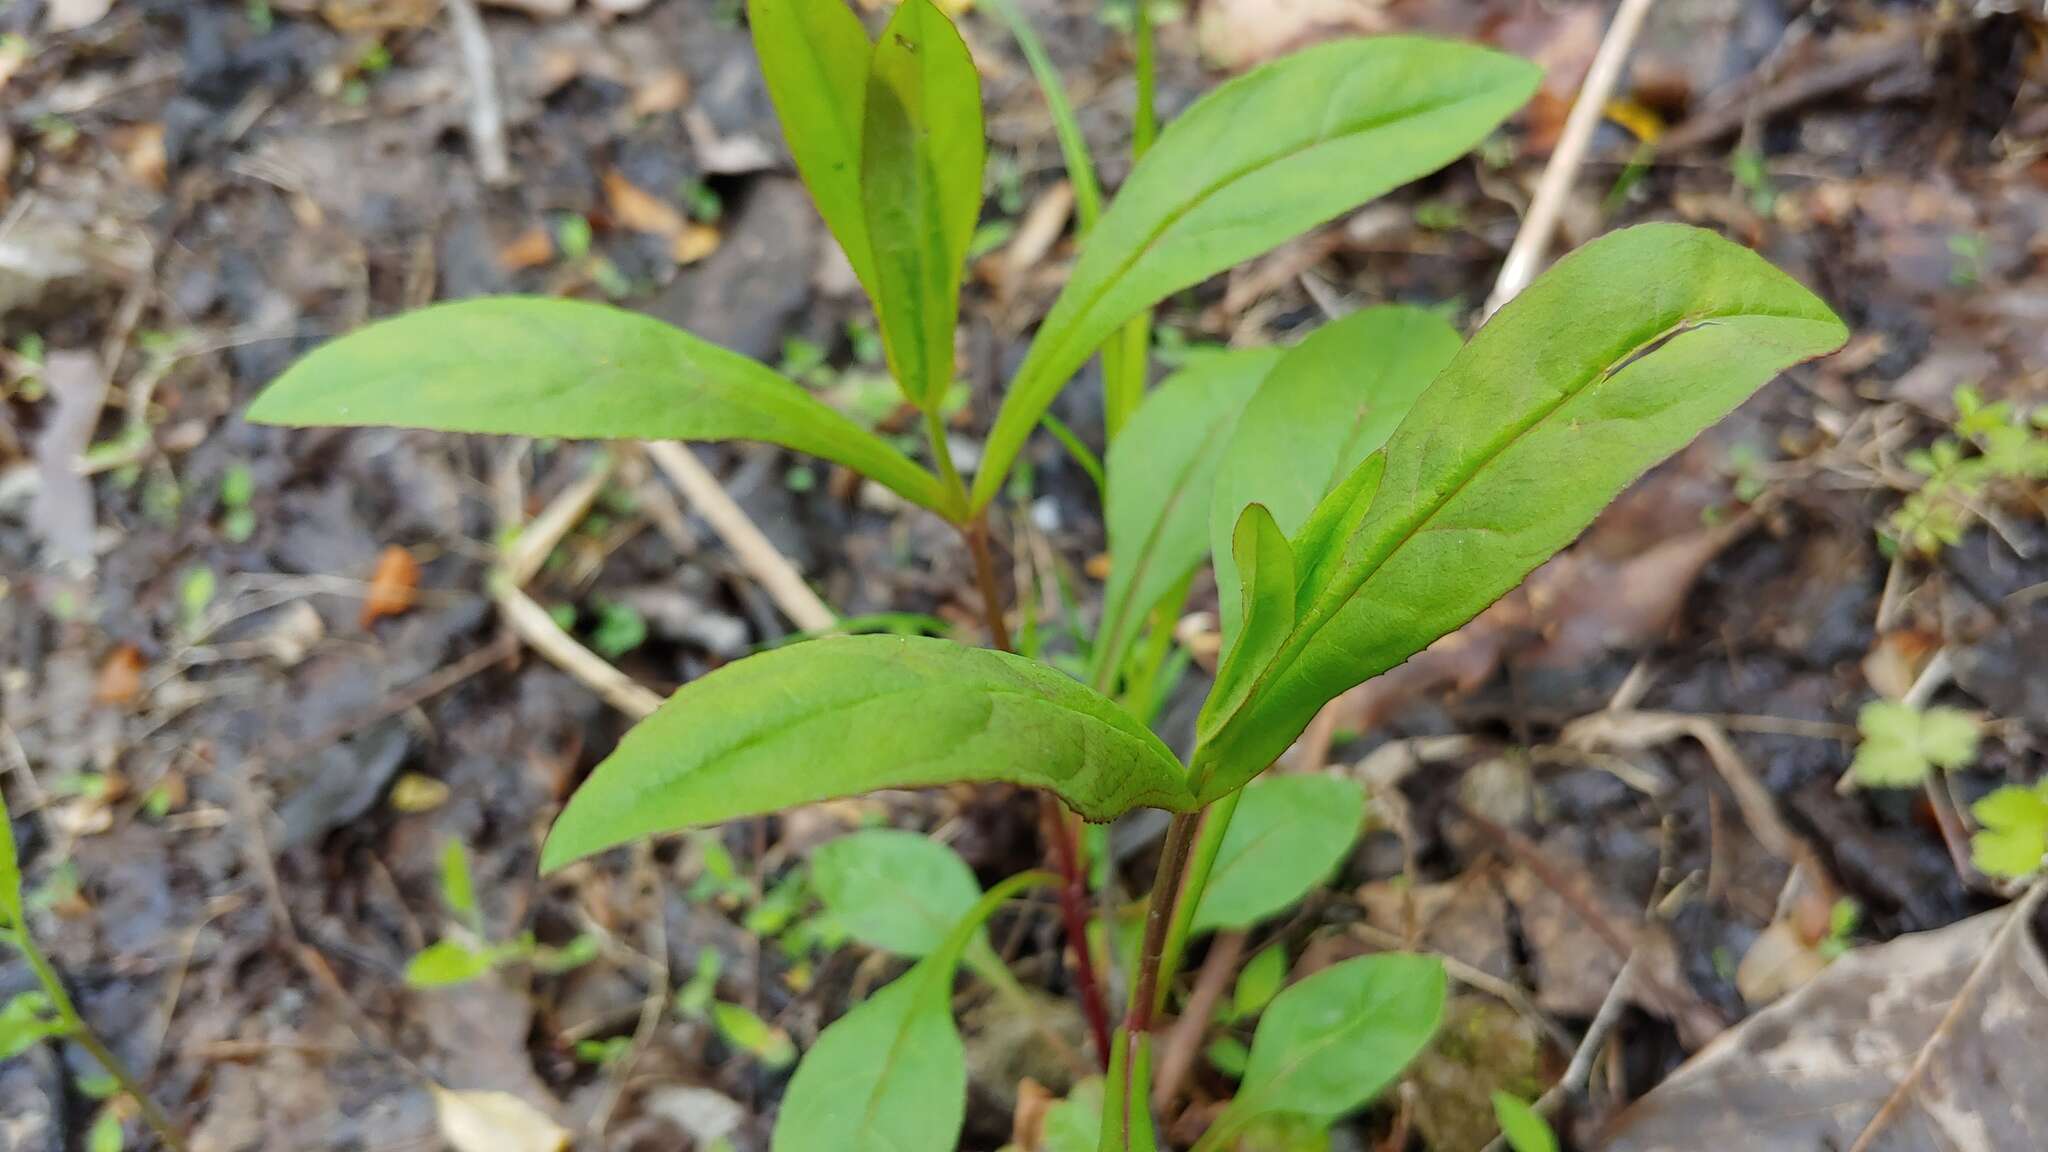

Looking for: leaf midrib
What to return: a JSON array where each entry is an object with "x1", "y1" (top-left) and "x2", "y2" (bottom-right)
[{"x1": 1195, "y1": 305, "x2": 1827, "y2": 781}]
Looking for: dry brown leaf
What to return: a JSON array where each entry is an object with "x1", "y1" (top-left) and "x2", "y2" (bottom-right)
[
  {"x1": 94, "y1": 644, "x2": 145, "y2": 706},
  {"x1": 478, "y1": 0, "x2": 575, "y2": 16},
  {"x1": 1863, "y1": 629, "x2": 1942, "y2": 700},
  {"x1": 498, "y1": 226, "x2": 555, "y2": 272},
  {"x1": 1603, "y1": 885, "x2": 2048, "y2": 1152},
  {"x1": 359, "y1": 545, "x2": 420, "y2": 628},
  {"x1": 1735, "y1": 919, "x2": 1832, "y2": 1006},
  {"x1": 630, "y1": 69, "x2": 691, "y2": 117},
  {"x1": 673, "y1": 223, "x2": 722, "y2": 266},
  {"x1": 318, "y1": 0, "x2": 438, "y2": 32},
  {"x1": 1195, "y1": 0, "x2": 1390, "y2": 71},
  {"x1": 603, "y1": 168, "x2": 686, "y2": 238},
  {"x1": 113, "y1": 122, "x2": 166, "y2": 190},
  {"x1": 431, "y1": 1087, "x2": 571, "y2": 1152}
]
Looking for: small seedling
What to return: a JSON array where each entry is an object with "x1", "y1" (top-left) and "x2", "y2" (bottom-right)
[
  {"x1": 403, "y1": 840, "x2": 595, "y2": 988},
  {"x1": 246, "y1": 1, "x2": 1847, "y2": 1146},
  {"x1": 1885, "y1": 385, "x2": 2048, "y2": 556},
  {"x1": 1970, "y1": 781, "x2": 2048, "y2": 881},
  {"x1": 1492, "y1": 1092, "x2": 1559, "y2": 1152},
  {"x1": 1847, "y1": 700, "x2": 1981, "y2": 788}
]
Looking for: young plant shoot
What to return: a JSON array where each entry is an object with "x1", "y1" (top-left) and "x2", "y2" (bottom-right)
[{"x1": 247, "y1": 1, "x2": 1846, "y2": 1147}]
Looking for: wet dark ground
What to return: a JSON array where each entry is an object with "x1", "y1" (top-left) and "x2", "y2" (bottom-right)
[{"x1": 1, "y1": 1, "x2": 2044, "y2": 1149}]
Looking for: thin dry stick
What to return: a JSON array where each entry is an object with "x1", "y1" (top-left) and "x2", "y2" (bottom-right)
[
  {"x1": 444, "y1": 0, "x2": 512, "y2": 186},
  {"x1": 1485, "y1": 0, "x2": 1660, "y2": 317},
  {"x1": 502, "y1": 454, "x2": 615, "y2": 586},
  {"x1": 1848, "y1": 881, "x2": 2048, "y2": 1152},
  {"x1": 494, "y1": 586, "x2": 661, "y2": 719},
  {"x1": 644, "y1": 442, "x2": 835, "y2": 633},
  {"x1": 1152, "y1": 930, "x2": 1244, "y2": 1109}
]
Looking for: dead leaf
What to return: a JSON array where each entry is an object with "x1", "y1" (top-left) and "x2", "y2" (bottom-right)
[
  {"x1": 1863, "y1": 629, "x2": 1943, "y2": 700},
  {"x1": 318, "y1": 0, "x2": 439, "y2": 32},
  {"x1": 44, "y1": 0, "x2": 115, "y2": 32},
  {"x1": 478, "y1": 0, "x2": 575, "y2": 16},
  {"x1": 498, "y1": 226, "x2": 555, "y2": 272},
  {"x1": 112, "y1": 122, "x2": 166, "y2": 190},
  {"x1": 1195, "y1": 0, "x2": 1390, "y2": 71},
  {"x1": 1602, "y1": 885, "x2": 2048, "y2": 1152},
  {"x1": 673, "y1": 223, "x2": 722, "y2": 266},
  {"x1": 255, "y1": 600, "x2": 325, "y2": 666},
  {"x1": 359, "y1": 545, "x2": 420, "y2": 628},
  {"x1": 431, "y1": 1087, "x2": 571, "y2": 1152},
  {"x1": 629, "y1": 69, "x2": 691, "y2": 117},
  {"x1": 29, "y1": 351, "x2": 106, "y2": 572},
  {"x1": 603, "y1": 168, "x2": 686, "y2": 238},
  {"x1": 94, "y1": 645, "x2": 145, "y2": 706},
  {"x1": 388, "y1": 773, "x2": 449, "y2": 813}
]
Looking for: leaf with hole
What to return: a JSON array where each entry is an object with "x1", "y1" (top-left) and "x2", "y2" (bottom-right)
[
  {"x1": 972, "y1": 36, "x2": 1540, "y2": 508},
  {"x1": 246, "y1": 297, "x2": 953, "y2": 515},
  {"x1": 748, "y1": 0, "x2": 877, "y2": 297},
  {"x1": 861, "y1": 0, "x2": 984, "y2": 409},
  {"x1": 1193, "y1": 224, "x2": 1848, "y2": 799},
  {"x1": 1093, "y1": 348, "x2": 1284, "y2": 685},
  {"x1": 541, "y1": 635, "x2": 1193, "y2": 871},
  {"x1": 1190, "y1": 773, "x2": 1364, "y2": 935},
  {"x1": 1206, "y1": 953, "x2": 1445, "y2": 1145},
  {"x1": 1210, "y1": 305, "x2": 1461, "y2": 650}
]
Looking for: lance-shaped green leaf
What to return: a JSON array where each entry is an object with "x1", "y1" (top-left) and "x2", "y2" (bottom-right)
[
  {"x1": 1209, "y1": 306, "x2": 1461, "y2": 649},
  {"x1": 862, "y1": 0, "x2": 985, "y2": 409},
  {"x1": 1190, "y1": 773, "x2": 1364, "y2": 935},
  {"x1": 0, "y1": 789, "x2": 22, "y2": 928},
  {"x1": 970, "y1": 37, "x2": 1540, "y2": 509},
  {"x1": 1192, "y1": 224, "x2": 1849, "y2": 799},
  {"x1": 748, "y1": 0, "x2": 877, "y2": 296},
  {"x1": 1204, "y1": 503, "x2": 1295, "y2": 729},
  {"x1": 541, "y1": 635, "x2": 1192, "y2": 871},
  {"x1": 1092, "y1": 348, "x2": 1284, "y2": 686},
  {"x1": 772, "y1": 870, "x2": 1052, "y2": 1152},
  {"x1": 1199, "y1": 953, "x2": 1445, "y2": 1149},
  {"x1": 247, "y1": 296, "x2": 955, "y2": 515},
  {"x1": 812, "y1": 828, "x2": 982, "y2": 958}
]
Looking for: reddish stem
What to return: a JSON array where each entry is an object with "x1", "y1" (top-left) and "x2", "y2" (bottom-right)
[{"x1": 964, "y1": 515, "x2": 1112, "y2": 1068}]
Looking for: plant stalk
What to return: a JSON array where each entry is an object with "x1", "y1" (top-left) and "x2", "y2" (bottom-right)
[
  {"x1": 957, "y1": 507, "x2": 1112, "y2": 1067},
  {"x1": 1151, "y1": 786, "x2": 1241, "y2": 1014},
  {"x1": 16, "y1": 928, "x2": 187, "y2": 1151},
  {"x1": 1127, "y1": 810, "x2": 1201, "y2": 1037}
]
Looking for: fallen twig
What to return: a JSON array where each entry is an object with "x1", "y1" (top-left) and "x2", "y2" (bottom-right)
[
  {"x1": 644, "y1": 442, "x2": 835, "y2": 633},
  {"x1": 444, "y1": 0, "x2": 512, "y2": 186},
  {"x1": 1485, "y1": 0, "x2": 1659, "y2": 317}
]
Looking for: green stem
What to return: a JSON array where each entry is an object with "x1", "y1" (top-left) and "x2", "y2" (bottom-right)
[
  {"x1": 16, "y1": 927, "x2": 187, "y2": 1151},
  {"x1": 924, "y1": 404, "x2": 968, "y2": 508},
  {"x1": 1152, "y1": 787, "x2": 1241, "y2": 1015},
  {"x1": 1131, "y1": 0, "x2": 1157, "y2": 161}
]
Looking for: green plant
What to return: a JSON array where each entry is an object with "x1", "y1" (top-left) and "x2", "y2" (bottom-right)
[
  {"x1": 1884, "y1": 385, "x2": 2048, "y2": 556},
  {"x1": 247, "y1": 1, "x2": 1846, "y2": 1146},
  {"x1": 403, "y1": 840, "x2": 595, "y2": 988},
  {"x1": 1970, "y1": 780, "x2": 2048, "y2": 881},
  {"x1": 1491, "y1": 1092, "x2": 1559, "y2": 1152},
  {"x1": 1846, "y1": 700, "x2": 1981, "y2": 788},
  {"x1": 2, "y1": 793, "x2": 187, "y2": 1150}
]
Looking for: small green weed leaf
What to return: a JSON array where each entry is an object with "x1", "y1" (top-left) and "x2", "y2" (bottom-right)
[
  {"x1": 1094, "y1": 348, "x2": 1285, "y2": 683},
  {"x1": 1232, "y1": 942, "x2": 1288, "y2": 1021},
  {"x1": 773, "y1": 871, "x2": 1050, "y2": 1152},
  {"x1": 1192, "y1": 774, "x2": 1364, "y2": 935},
  {"x1": 404, "y1": 939, "x2": 494, "y2": 989},
  {"x1": 972, "y1": 37, "x2": 1539, "y2": 509},
  {"x1": 87, "y1": 1106, "x2": 124, "y2": 1152},
  {"x1": 1205, "y1": 1035, "x2": 1250, "y2": 1079},
  {"x1": 1491, "y1": 1093, "x2": 1558, "y2": 1152},
  {"x1": 861, "y1": 0, "x2": 985, "y2": 409},
  {"x1": 1970, "y1": 782, "x2": 2048, "y2": 880},
  {"x1": 812, "y1": 828, "x2": 981, "y2": 958},
  {"x1": 1041, "y1": 1079, "x2": 1104, "y2": 1152},
  {"x1": 675, "y1": 947, "x2": 723, "y2": 1018},
  {"x1": 0, "y1": 788, "x2": 22, "y2": 927},
  {"x1": 542, "y1": 635, "x2": 1192, "y2": 871},
  {"x1": 439, "y1": 839, "x2": 477, "y2": 925},
  {"x1": 247, "y1": 297, "x2": 953, "y2": 515},
  {"x1": 1849, "y1": 701, "x2": 1982, "y2": 788},
  {"x1": 1193, "y1": 224, "x2": 1847, "y2": 798},
  {"x1": 0, "y1": 991, "x2": 68, "y2": 1060},
  {"x1": 714, "y1": 1001, "x2": 798, "y2": 1069},
  {"x1": 1210, "y1": 306, "x2": 1460, "y2": 649},
  {"x1": 748, "y1": 0, "x2": 878, "y2": 297},
  {"x1": 1205, "y1": 504, "x2": 1296, "y2": 734},
  {"x1": 1215, "y1": 953, "x2": 1445, "y2": 1137}
]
